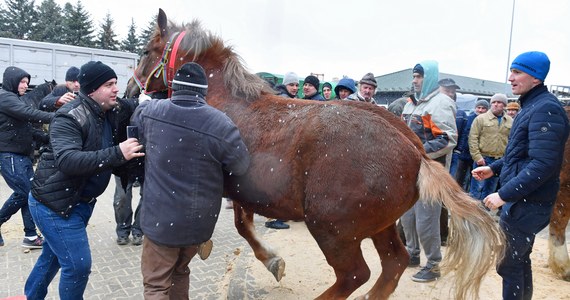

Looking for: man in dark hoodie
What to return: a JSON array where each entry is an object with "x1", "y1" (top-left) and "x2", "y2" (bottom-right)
[{"x1": 0, "y1": 66, "x2": 54, "y2": 248}]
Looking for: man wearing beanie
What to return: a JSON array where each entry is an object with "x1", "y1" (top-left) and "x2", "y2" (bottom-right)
[
  {"x1": 132, "y1": 62, "x2": 250, "y2": 298},
  {"x1": 40, "y1": 66, "x2": 81, "y2": 111},
  {"x1": 275, "y1": 71, "x2": 299, "y2": 98},
  {"x1": 473, "y1": 51, "x2": 570, "y2": 300},
  {"x1": 322, "y1": 82, "x2": 333, "y2": 100},
  {"x1": 347, "y1": 72, "x2": 377, "y2": 103},
  {"x1": 468, "y1": 93, "x2": 513, "y2": 201},
  {"x1": 25, "y1": 61, "x2": 144, "y2": 299},
  {"x1": 400, "y1": 60, "x2": 457, "y2": 283},
  {"x1": 0, "y1": 66, "x2": 54, "y2": 249},
  {"x1": 303, "y1": 75, "x2": 325, "y2": 101}
]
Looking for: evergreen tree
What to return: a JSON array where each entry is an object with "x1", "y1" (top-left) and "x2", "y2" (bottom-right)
[
  {"x1": 95, "y1": 12, "x2": 118, "y2": 50},
  {"x1": 0, "y1": 0, "x2": 37, "y2": 39},
  {"x1": 62, "y1": 0, "x2": 95, "y2": 47},
  {"x1": 29, "y1": 0, "x2": 65, "y2": 43},
  {"x1": 120, "y1": 18, "x2": 139, "y2": 54},
  {"x1": 138, "y1": 15, "x2": 157, "y2": 53}
]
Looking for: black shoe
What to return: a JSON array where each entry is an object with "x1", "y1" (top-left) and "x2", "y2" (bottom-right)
[
  {"x1": 132, "y1": 180, "x2": 141, "y2": 188},
  {"x1": 22, "y1": 236, "x2": 44, "y2": 249},
  {"x1": 411, "y1": 265, "x2": 441, "y2": 282},
  {"x1": 265, "y1": 220, "x2": 290, "y2": 230},
  {"x1": 117, "y1": 236, "x2": 130, "y2": 245},
  {"x1": 408, "y1": 255, "x2": 420, "y2": 268},
  {"x1": 131, "y1": 235, "x2": 143, "y2": 246}
]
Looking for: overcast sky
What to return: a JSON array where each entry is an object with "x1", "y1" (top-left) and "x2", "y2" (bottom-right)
[{"x1": 56, "y1": 0, "x2": 569, "y2": 87}]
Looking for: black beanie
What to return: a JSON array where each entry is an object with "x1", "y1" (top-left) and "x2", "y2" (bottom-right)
[
  {"x1": 413, "y1": 64, "x2": 424, "y2": 76},
  {"x1": 79, "y1": 61, "x2": 117, "y2": 94},
  {"x1": 65, "y1": 66, "x2": 80, "y2": 81},
  {"x1": 304, "y1": 75, "x2": 320, "y2": 90},
  {"x1": 171, "y1": 62, "x2": 208, "y2": 96}
]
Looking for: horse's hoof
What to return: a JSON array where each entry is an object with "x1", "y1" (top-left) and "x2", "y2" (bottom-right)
[{"x1": 268, "y1": 256, "x2": 286, "y2": 282}]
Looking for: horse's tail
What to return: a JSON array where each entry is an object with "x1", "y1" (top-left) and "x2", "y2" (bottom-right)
[{"x1": 417, "y1": 157, "x2": 505, "y2": 300}]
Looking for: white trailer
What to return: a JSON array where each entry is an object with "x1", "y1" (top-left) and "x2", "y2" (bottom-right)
[{"x1": 0, "y1": 37, "x2": 138, "y2": 94}]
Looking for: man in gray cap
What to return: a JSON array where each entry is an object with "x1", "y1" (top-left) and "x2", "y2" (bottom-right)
[{"x1": 347, "y1": 72, "x2": 377, "y2": 103}]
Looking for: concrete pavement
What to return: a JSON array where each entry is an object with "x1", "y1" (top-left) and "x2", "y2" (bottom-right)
[{"x1": 0, "y1": 178, "x2": 271, "y2": 299}]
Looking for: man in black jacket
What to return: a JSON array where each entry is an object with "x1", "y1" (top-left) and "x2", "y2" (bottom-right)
[
  {"x1": 132, "y1": 62, "x2": 250, "y2": 299},
  {"x1": 0, "y1": 66, "x2": 54, "y2": 248},
  {"x1": 38, "y1": 66, "x2": 80, "y2": 111},
  {"x1": 24, "y1": 61, "x2": 144, "y2": 300}
]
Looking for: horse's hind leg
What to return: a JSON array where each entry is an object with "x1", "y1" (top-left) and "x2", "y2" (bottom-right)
[
  {"x1": 232, "y1": 202, "x2": 285, "y2": 281},
  {"x1": 355, "y1": 223, "x2": 409, "y2": 300},
  {"x1": 549, "y1": 194, "x2": 570, "y2": 281},
  {"x1": 307, "y1": 227, "x2": 370, "y2": 299}
]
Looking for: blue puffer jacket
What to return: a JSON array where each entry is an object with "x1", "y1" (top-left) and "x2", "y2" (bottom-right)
[{"x1": 490, "y1": 84, "x2": 569, "y2": 209}]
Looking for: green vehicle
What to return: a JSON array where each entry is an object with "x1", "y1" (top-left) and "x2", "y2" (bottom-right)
[{"x1": 256, "y1": 71, "x2": 337, "y2": 99}]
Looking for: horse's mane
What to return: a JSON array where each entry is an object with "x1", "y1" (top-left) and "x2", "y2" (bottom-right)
[{"x1": 163, "y1": 20, "x2": 273, "y2": 102}]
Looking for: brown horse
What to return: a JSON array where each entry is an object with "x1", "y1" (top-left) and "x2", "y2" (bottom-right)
[
  {"x1": 548, "y1": 106, "x2": 570, "y2": 281},
  {"x1": 126, "y1": 9, "x2": 505, "y2": 299}
]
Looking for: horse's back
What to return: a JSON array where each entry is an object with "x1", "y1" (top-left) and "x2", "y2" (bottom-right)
[{"x1": 228, "y1": 96, "x2": 423, "y2": 228}]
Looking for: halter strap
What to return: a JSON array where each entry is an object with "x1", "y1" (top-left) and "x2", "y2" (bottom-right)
[
  {"x1": 166, "y1": 31, "x2": 187, "y2": 97},
  {"x1": 132, "y1": 31, "x2": 187, "y2": 96}
]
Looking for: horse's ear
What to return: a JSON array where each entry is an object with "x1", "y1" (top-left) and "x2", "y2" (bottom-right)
[
  {"x1": 51, "y1": 79, "x2": 57, "y2": 86},
  {"x1": 158, "y1": 8, "x2": 168, "y2": 38}
]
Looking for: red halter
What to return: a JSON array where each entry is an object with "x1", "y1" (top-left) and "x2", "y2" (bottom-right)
[{"x1": 132, "y1": 31, "x2": 187, "y2": 98}]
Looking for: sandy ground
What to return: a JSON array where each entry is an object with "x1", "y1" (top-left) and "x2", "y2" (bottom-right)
[{"x1": 246, "y1": 221, "x2": 570, "y2": 300}]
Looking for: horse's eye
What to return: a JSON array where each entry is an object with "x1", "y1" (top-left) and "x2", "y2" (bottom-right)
[{"x1": 143, "y1": 50, "x2": 149, "y2": 56}]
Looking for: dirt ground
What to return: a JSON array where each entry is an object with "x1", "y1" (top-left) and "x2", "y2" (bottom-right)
[{"x1": 246, "y1": 221, "x2": 570, "y2": 300}]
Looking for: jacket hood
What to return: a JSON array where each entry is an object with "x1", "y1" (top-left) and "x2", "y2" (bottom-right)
[
  {"x1": 2, "y1": 66, "x2": 30, "y2": 94},
  {"x1": 416, "y1": 60, "x2": 439, "y2": 100},
  {"x1": 334, "y1": 77, "x2": 356, "y2": 94}
]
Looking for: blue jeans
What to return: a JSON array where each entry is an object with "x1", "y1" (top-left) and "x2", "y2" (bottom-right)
[
  {"x1": 0, "y1": 152, "x2": 38, "y2": 237},
  {"x1": 449, "y1": 152, "x2": 459, "y2": 177},
  {"x1": 25, "y1": 194, "x2": 95, "y2": 300},
  {"x1": 469, "y1": 156, "x2": 500, "y2": 200}
]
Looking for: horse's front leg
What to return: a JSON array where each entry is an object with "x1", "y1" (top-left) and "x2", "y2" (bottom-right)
[
  {"x1": 549, "y1": 193, "x2": 570, "y2": 281},
  {"x1": 232, "y1": 201, "x2": 285, "y2": 281}
]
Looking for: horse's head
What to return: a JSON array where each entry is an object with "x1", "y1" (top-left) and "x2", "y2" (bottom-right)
[{"x1": 126, "y1": 8, "x2": 272, "y2": 102}]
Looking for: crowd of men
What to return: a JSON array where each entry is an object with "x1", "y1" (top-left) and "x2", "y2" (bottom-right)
[{"x1": 0, "y1": 50, "x2": 567, "y2": 300}]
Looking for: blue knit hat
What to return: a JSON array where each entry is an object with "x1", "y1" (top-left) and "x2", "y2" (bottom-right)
[{"x1": 510, "y1": 51, "x2": 550, "y2": 81}]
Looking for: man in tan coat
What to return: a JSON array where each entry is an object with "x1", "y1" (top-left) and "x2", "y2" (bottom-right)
[{"x1": 468, "y1": 93, "x2": 513, "y2": 200}]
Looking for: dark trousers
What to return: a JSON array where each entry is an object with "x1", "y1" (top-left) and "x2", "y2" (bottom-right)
[
  {"x1": 454, "y1": 158, "x2": 473, "y2": 191},
  {"x1": 113, "y1": 176, "x2": 143, "y2": 237},
  {"x1": 141, "y1": 237, "x2": 199, "y2": 300},
  {"x1": 497, "y1": 202, "x2": 552, "y2": 300}
]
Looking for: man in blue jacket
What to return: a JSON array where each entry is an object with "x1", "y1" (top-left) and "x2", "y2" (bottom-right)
[
  {"x1": 132, "y1": 62, "x2": 250, "y2": 298},
  {"x1": 473, "y1": 51, "x2": 570, "y2": 300}
]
